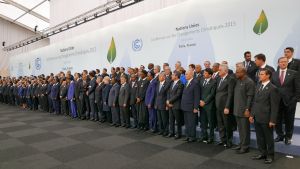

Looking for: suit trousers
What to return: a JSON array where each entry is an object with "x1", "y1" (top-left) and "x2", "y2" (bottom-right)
[
  {"x1": 275, "y1": 100, "x2": 297, "y2": 139},
  {"x1": 157, "y1": 109, "x2": 169, "y2": 134},
  {"x1": 184, "y1": 111, "x2": 197, "y2": 139},
  {"x1": 111, "y1": 106, "x2": 120, "y2": 125},
  {"x1": 235, "y1": 116, "x2": 250, "y2": 150},
  {"x1": 216, "y1": 109, "x2": 233, "y2": 144},
  {"x1": 255, "y1": 122, "x2": 274, "y2": 158},
  {"x1": 169, "y1": 108, "x2": 182, "y2": 136},
  {"x1": 120, "y1": 106, "x2": 130, "y2": 126}
]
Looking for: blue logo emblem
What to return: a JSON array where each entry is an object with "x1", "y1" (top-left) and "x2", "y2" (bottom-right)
[
  {"x1": 35, "y1": 57, "x2": 41, "y2": 70},
  {"x1": 132, "y1": 39, "x2": 143, "y2": 51}
]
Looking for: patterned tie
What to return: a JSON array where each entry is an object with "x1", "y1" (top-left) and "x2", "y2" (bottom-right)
[
  {"x1": 279, "y1": 70, "x2": 285, "y2": 85},
  {"x1": 218, "y1": 78, "x2": 223, "y2": 88},
  {"x1": 203, "y1": 80, "x2": 207, "y2": 87}
]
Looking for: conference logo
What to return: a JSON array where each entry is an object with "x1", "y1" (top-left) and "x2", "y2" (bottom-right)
[
  {"x1": 132, "y1": 39, "x2": 143, "y2": 51},
  {"x1": 35, "y1": 57, "x2": 42, "y2": 70},
  {"x1": 253, "y1": 10, "x2": 268, "y2": 35},
  {"x1": 107, "y1": 37, "x2": 116, "y2": 64}
]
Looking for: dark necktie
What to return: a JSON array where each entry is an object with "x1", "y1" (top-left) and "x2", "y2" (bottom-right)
[
  {"x1": 218, "y1": 78, "x2": 223, "y2": 88},
  {"x1": 203, "y1": 80, "x2": 207, "y2": 87}
]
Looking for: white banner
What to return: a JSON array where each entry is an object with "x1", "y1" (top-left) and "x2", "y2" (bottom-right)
[{"x1": 9, "y1": 0, "x2": 300, "y2": 76}]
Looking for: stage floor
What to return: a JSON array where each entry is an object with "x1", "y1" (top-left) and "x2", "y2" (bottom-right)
[{"x1": 0, "y1": 104, "x2": 299, "y2": 169}]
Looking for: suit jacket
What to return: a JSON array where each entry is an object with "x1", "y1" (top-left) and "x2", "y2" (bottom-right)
[
  {"x1": 67, "y1": 81, "x2": 75, "y2": 100},
  {"x1": 233, "y1": 76, "x2": 255, "y2": 117},
  {"x1": 95, "y1": 82, "x2": 105, "y2": 104},
  {"x1": 75, "y1": 79, "x2": 83, "y2": 99},
  {"x1": 180, "y1": 78, "x2": 201, "y2": 112},
  {"x1": 251, "y1": 82, "x2": 280, "y2": 124},
  {"x1": 154, "y1": 81, "x2": 171, "y2": 110},
  {"x1": 288, "y1": 58, "x2": 300, "y2": 72},
  {"x1": 118, "y1": 83, "x2": 130, "y2": 106},
  {"x1": 255, "y1": 65, "x2": 275, "y2": 83},
  {"x1": 60, "y1": 85, "x2": 68, "y2": 100},
  {"x1": 51, "y1": 83, "x2": 60, "y2": 100},
  {"x1": 108, "y1": 83, "x2": 120, "y2": 107},
  {"x1": 136, "y1": 78, "x2": 150, "y2": 102},
  {"x1": 145, "y1": 79, "x2": 157, "y2": 106},
  {"x1": 200, "y1": 78, "x2": 216, "y2": 111},
  {"x1": 215, "y1": 75, "x2": 235, "y2": 110},
  {"x1": 88, "y1": 77, "x2": 97, "y2": 100},
  {"x1": 102, "y1": 84, "x2": 112, "y2": 111},
  {"x1": 243, "y1": 60, "x2": 258, "y2": 82},
  {"x1": 271, "y1": 69, "x2": 300, "y2": 105},
  {"x1": 129, "y1": 80, "x2": 138, "y2": 105},
  {"x1": 167, "y1": 80, "x2": 183, "y2": 110}
]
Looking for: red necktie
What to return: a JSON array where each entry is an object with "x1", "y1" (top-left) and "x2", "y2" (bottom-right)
[{"x1": 279, "y1": 70, "x2": 285, "y2": 85}]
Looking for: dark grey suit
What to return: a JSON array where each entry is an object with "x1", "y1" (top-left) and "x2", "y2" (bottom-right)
[
  {"x1": 272, "y1": 69, "x2": 300, "y2": 139},
  {"x1": 215, "y1": 75, "x2": 235, "y2": 145},
  {"x1": 243, "y1": 60, "x2": 258, "y2": 82},
  {"x1": 60, "y1": 85, "x2": 68, "y2": 115},
  {"x1": 233, "y1": 76, "x2": 255, "y2": 150},
  {"x1": 118, "y1": 83, "x2": 130, "y2": 127},
  {"x1": 155, "y1": 81, "x2": 171, "y2": 134},
  {"x1": 129, "y1": 80, "x2": 138, "y2": 127},
  {"x1": 199, "y1": 78, "x2": 217, "y2": 141},
  {"x1": 251, "y1": 82, "x2": 280, "y2": 158},
  {"x1": 167, "y1": 80, "x2": 183, "y2": 136},
  {"x1": 95, "y1": 82, "x2": 105, "y2": 121},
  {"x1": 108, "y1": 83, "x2": 120, "y2": 125},
  {"x1": 88, "y1": 77, "x2": 97, "y2": 120}
]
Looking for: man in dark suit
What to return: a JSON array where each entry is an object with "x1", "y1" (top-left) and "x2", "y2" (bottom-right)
[
  {"x1": 51, "y1": 77, "x2": 60, "y2": 115},
  {"x1": 167, "y1": 71, "x2": 183, "y2": 139},
  {"x1": 221, "y1": 61, "x2": 234, "y2": 75},
  {"x1": 155, "y1": 72, "x2": 171, "y2": 136},
  {"x1": 119, "y1": 75, "x2": 130, "y2": 128},
  {"x1": 272, "y1": 57, "x2": 300, "y2": 145},
  {"x1": 145, "y1": 71, "x2": 158, "y2": 132},
  {"x1": 95, "y1": 76, "x2": 105, "y2": 122},
  {"x1": 129, "y1": 74, "x2": 138, "y2": 128},
  {"x1": 136, "y1": 70, "x2": 150, "y2": 130},
  {"x1": 284, "y1": 47, "x2": 300, "y2": 72},
  {"x1": 60, "y1": 79, "x2": 68, "y2": 116},
  {"x1": 108, "y1": 77, "x2": 120, "y2": 127},
  {"x1": 212, "y1": 63, "x2": 220, "y2": 80},
  {"x1": 195, "y1": 64, "x2": 202, "y2": 81},
  {"x1": 181, "y1": 70, "x2": 201, "y2": 142},
  {"x1": 74, "y1": 73, "x2": 83, "y2": 119},
  {"x1": 243, "y1": 51, "x2": 258, "y2": 82},
  {"x1": 250, "y1": 68, "x2": 280, "y2": 164},
  {"x1": 232, "y1": 67, "x2": 255, "y2": 154},
  {"x1": 87, "y1": 71, "x2": 97, "y2": 121},
  {"x1": 102, "y1": 76, "x2": 112, "y2": 123},
  {"x1": 81, "y1": 72, "x2": 90, "y2": 120},
  {"x1": 199, "y1": 68, "x2": 217, "y2": 144},
  {"x1": 254, "y1": 53, "x2": 275, "y2": 83},
  {"x1": 215, "y1": 64, "x2": 235, "y2": 148}
]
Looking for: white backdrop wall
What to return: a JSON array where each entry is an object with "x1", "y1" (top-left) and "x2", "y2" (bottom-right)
[
  {"x1": 49, "y1": 0, "x2": 188, "y2": 43},
  {"x1": 9, "y1": 0, "x2": 300, "y2": 77},
  {"x1": 0, "y1": 17, "x2": 49, "y2": 77}
]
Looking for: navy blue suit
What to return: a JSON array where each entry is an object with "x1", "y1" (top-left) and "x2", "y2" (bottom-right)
[
  {"x1": 145, "y1": 79, "x2": 158, "y2": 131},
  {"x1": 181, "y1": 78, "x2": 201, "y2": 140},
  {"x1": 51, "y1": 83, "x2": 60, "y2": 114}
]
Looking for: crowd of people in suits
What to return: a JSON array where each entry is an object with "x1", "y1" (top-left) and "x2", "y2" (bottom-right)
[{"x1": 0, "y1": 47, "x2": 300, "y2": 164}]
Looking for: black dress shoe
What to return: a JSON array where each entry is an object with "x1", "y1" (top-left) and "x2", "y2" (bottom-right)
[
  {"x1": 188, "y1": 139, "x2": 196, "y2": 143},
  {"x1": 285, "y1": 137, "x2": 292, "y2": 145},
  {"x1": 236, "y1": 149, "x2": 249, "y2": 154},
  {"x1": 264, "y1": 157, "x2": 273, "y2": 164},
  {"x1": 174, "y1": 135, "x2": 181, "y2": 140},
  {"x1": 274, "y1": 136, "x2": 284, "y2": 142},
  {"x1": 167, "y1": 134, "x2": 174, "y2": 138},
  {"x1": 251, "y1": 155, "x2": 266, "y2": 160},
  {"x1": 231, "y1": 146, "x2": 241, "y2": 150},
  {"x1": 183, "y1": 138, "x2": 190, "y2": 142},
  {"x1": 206, "y1": 139, "x2": 213, "y2": 144},
  {"x1": 216, "y1": 141, "x2": 224, "y2": 146}
]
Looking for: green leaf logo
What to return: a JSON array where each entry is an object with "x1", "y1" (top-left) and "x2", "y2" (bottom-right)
[
  {"x1": 107, "y1": 37, "x2": 116, "y2": 64},
  {"x1": 253, "y1": 10, "x2": 268, "y2": 35}
]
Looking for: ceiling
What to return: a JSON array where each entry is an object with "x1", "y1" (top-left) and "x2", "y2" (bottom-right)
[{"x1": 0, "y1": 0, "x2": 49, "y2": 32}]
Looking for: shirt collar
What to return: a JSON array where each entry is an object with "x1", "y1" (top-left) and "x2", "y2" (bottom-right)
[
  {"x1": 288, "y1": 58, "x2": 293, "y2": 63},
  {"x1": 261, "y1": 63, "x2": 267, "y2": 68},
  {"x1": 262, "y1": 80, "x2": 270, "y2": 86}
]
